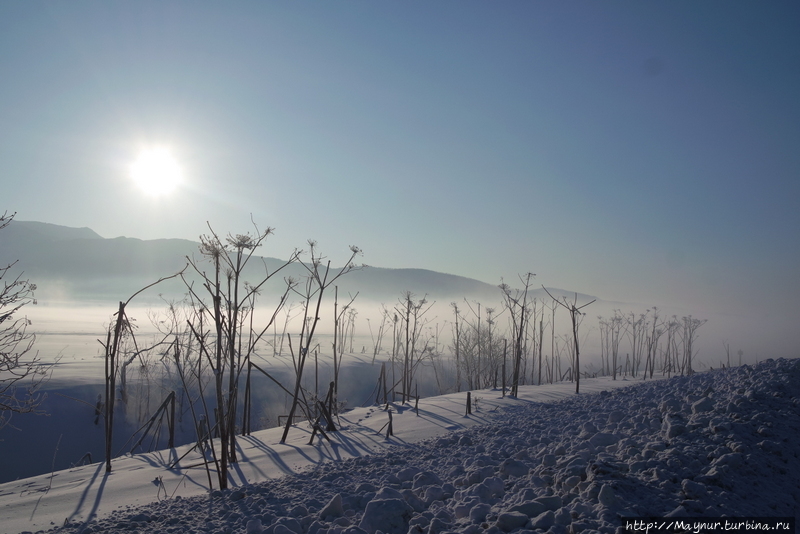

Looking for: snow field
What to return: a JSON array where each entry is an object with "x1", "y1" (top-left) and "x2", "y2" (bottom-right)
[{"x1": 12, "y1": 358, "x2": 800, "y2": 534}]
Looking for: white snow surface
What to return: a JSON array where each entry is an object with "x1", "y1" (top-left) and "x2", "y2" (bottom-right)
[{"x1": 1, "y1": 358, "x2": 798, "y2": 534}]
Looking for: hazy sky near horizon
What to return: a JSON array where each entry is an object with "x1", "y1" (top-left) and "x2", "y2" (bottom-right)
[{"x1": 2, "y1": 2, "x2": 799, "y2": 320}]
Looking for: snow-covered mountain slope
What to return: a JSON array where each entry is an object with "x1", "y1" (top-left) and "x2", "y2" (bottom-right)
[{"x1": 2, "y1": 359, "x2": 798, "y2": 534}]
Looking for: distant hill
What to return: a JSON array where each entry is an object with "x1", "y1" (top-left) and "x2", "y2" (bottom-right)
[
  {"x1": 1, "y1": 220, "x2": 520, "y2": 304},
  {"x1": 3, "y1": 220, "x2": 103, "y2": 242},
  {"x1": 2, "y1": 220, "x2": 194, "y2": 279}
]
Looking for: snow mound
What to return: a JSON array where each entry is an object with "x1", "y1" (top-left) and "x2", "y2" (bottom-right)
[{"x1": 12, "y1": 358, "x2": 800, "y2": 533}]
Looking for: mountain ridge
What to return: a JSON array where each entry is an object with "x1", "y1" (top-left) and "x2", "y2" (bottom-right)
[{"x1": 5, "y1": 220, "x2": 560, "y2": 303}]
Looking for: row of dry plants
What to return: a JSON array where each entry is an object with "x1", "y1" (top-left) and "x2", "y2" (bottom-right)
[
  {"x1": 92, "y1": 224, "x2": 713, "y2": 492},
  {"x1": 361, "y1": 285, "x2": 710, "y2": 399}
]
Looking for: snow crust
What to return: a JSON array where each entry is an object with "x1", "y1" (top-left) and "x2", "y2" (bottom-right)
[{"x1": 2, "y1": 358, "x2": 798, "y2": 534}]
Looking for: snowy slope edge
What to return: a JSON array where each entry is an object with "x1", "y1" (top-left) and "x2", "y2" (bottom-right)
[{"x1": 5, "y1": 359, "x2": 799, "y2": 534}]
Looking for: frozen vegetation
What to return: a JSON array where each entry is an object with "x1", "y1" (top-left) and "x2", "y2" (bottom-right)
[{"x1": 1, "y1": 358, "x2": 797, "y2": 534}]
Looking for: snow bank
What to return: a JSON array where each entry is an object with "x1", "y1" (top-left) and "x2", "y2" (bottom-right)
[{"x1": 3, "y1": 358, "x2": 799, "y2": 534}]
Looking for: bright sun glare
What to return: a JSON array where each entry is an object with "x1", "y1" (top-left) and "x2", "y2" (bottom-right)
[{"x1": 129, "y1": 148, "x2": 182, "y2": 196}]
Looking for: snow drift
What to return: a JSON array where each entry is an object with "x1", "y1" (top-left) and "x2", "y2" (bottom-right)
[{"x1": 1, "y1": 358, "x2": 797, "y2": 534}]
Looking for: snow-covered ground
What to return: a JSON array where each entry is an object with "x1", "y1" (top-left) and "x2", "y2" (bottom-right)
[{"x1": 1, "y1": 358, "x2": 798, "y2": 534}]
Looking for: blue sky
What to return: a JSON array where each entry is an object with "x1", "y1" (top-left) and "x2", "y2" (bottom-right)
[{"x1": 1, "y1": 1, "x2": 799, "y2": 323}]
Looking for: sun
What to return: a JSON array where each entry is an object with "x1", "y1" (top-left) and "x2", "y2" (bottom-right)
[{"x1": 129, "y1": 148, "x2": 182, "y2": 196}]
